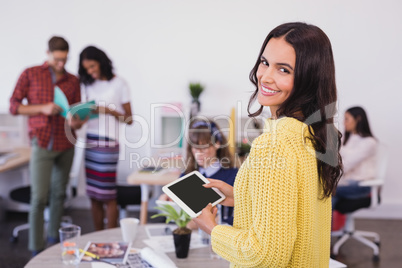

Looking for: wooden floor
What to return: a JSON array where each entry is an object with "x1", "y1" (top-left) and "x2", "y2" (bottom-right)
[{"x1": 0, "y1": 208, "x2": 401, "y2": 268}]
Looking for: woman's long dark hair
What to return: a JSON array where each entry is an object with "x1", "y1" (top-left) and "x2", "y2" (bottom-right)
[
  {"x1": 184, "y1": 118, "x2": 234, "y2": 175},
  {"x1": 248, "y1": 22, "x2": 342, "y2": 198},
  {"x1": 343, "y1": 106, "x2": 374, "y2": 145},
  {"x1": 78, "y1": 46, "x2": 114, "y2": 86}
]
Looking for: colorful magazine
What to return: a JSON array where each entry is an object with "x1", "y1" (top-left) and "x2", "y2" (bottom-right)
[{"x1": 80, "y1": 241, "x2": 131, "y2": 265}]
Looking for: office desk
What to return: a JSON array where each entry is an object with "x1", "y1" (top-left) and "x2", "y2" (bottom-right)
[
  {"x1": 0, "y1": 147, "x2": 30, "y2": 212},
  {"x1": 25, "y1": 224, "x2": 230, "y2": 268},
  {"x1": 26, "y1": 223, "x2": 346, "y2": 268},
  {"x1": 0, "y1": 147, "x2": 30, "y2": 173},
  {"x1": 127, "y1": 169, "x2": 181, "y2": 224}
]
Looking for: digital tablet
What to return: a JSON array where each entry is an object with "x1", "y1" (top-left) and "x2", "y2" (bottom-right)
[{"x1": 162, "y1": 171, "x2": 226, "y2": 218}]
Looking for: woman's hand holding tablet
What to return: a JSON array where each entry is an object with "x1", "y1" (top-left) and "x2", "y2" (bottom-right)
[
  {"x1": 201, "y1": 179, "x2": 234, "y2": 207},
  {"x1": 162, "y1": 171, "x2": 226, "y2": 218}
]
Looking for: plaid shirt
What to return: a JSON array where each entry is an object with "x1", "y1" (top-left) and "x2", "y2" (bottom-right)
[{"x1": 9, "y1": 62, "x2": 81, "y2": 151}]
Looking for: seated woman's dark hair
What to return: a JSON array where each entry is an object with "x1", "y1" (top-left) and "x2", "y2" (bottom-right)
[
  {"x1": 248, "y1": 22, "x2": 342, "y2": 198},
  {"x1": 343, "y1": 106, "x2": 374, "y2": 145},
  {"x1": 79, "y1": 46, "x2": 114, "y2": 86}
]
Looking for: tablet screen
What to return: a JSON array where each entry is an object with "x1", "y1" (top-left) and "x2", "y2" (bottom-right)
[{"x1": 166, "y1": 173, "x2": 222, "y2": 213}]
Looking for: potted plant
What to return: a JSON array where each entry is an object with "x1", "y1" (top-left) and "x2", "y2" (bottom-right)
[
  {"x1": 237, "y1": 138, "x2": 252, "y2": 157},
  {"x1": 151, "y1": 204, "x2": 192, "y2": 258},
  {"x1": 189, "y1": 82, "x2": 204, "y2": 117}
]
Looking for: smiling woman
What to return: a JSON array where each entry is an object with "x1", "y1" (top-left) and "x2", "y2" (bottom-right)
[
  {"x1": 193, "y1": 22, "x2": 343, "y2": 268},
  {"x1": 78, "y1": 46, "x2": 133, "y2": 231},
  {"x1": 256, "y1": 37, "x2": 295, "y2": 115}
]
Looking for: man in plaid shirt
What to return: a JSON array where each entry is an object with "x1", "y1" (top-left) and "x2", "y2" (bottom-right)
[{"x1": 9, "y1": 36, "x2": 86, "y2": 256}]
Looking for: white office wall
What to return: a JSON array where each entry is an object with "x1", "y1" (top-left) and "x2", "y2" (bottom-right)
[{"x1": 1, "y1": 0, "x2": 401, "y2": 207}]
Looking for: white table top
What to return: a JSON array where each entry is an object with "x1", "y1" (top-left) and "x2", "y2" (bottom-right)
[
  {"x1": 26, "y1": 223, "x2": 346, "y2": 268},
  {"x1": 0, "y1": 147, "x2": 30, "y2": 173},
  {"x1": 127, "y1": 169, "x2": 181, "y2": 186},
  {"x1": 25, "y1": 224, "x2": 230, "y2": 268}
]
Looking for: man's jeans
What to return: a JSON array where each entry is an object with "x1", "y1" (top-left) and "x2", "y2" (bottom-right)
[{"x1": 28, "y1": 139, "x2": 74, "y2": 251}]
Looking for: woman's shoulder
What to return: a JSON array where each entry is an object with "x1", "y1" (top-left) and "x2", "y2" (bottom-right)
[
  {"x1": 254, "y1": 117, "x2": 308, "y2": 144},
  {"x1": 109, "y1": 76, "x2": 128, "y2": 86},
  {"x1": 363, "y1": 135, "x2": 377, "y2": 142},
  {"x1": 214, "y1": 167, "x2": 238, "y2": 175},
  {"x1": 216, "y1": 167, "x2": 239, "y2": 174},
  {"x1": 211, "y1": 168, "x2": 238, "y2": 185},
  {"x1": 356, "y1": 135, "x2": 377, "y2": 147},
  {"x1": 350, "y1": 134, "x2": 377, "y2": 144}
]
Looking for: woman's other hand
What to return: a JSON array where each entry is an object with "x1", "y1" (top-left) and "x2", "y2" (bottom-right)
[
  {"x1": 94, "y1": 105, "x2": 111, "y2": 114},
  {"x1": 158, "y1": 193, "x2": 172, "y2": 201},
  {"x1": 42, "y1": 102, "x2": 63, "y2": 116},
  {"x1": 204, "y1": 179, "x2": 234, "y2": 207},
  {"x1": 193, "y1": 203, "x2": 218, "y2": 235},
  {"x1": 67, "y1": 113, "x2": 88, "y2": 130}
]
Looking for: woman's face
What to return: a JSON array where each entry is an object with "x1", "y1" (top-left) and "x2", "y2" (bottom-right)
[
  {"x1": 191, "y1": 142, "x2": 219, "y2": 168},
  {"x1": 82, "y1": 59, "x2": 102, "y2": 80},
  {"x1": 256, "y1": 37, "x2": 296, "y2": 117},
  {"x1": 344, "y1": 112, "x2": 358, "y2": 133}
]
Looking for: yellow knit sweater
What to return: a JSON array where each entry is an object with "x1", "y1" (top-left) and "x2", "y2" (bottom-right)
[{"x1": 211, "y1": 117, "x2": 331, "y2": 268}]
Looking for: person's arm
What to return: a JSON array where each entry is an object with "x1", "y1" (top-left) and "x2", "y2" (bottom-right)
[
  {"x1": 66, "y1": 113, "x2": 88, "y2": 130},
  {"x1": 17, "y1": 103, "x2": 62, "y2": 116},
  {"x1": 342, "y1": 137, "x2": 377, "y2": 173},
  {"x1": 196, "y1": 137, "x2": 300, "y2": 267},
  {"x1": 95, "y1": 102, "x2": 133, "y2": 124},
  {"x1": 10, "y1": 69, "x2": 63, "y2": 116}
]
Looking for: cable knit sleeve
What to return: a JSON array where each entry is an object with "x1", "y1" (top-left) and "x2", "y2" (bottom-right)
[{"x1": 211, "y1": 130, "x2": 299, "y2": 267}]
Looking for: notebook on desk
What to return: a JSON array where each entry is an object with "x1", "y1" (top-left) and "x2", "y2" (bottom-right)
[
  {"x1": 0, "y1": 152, "x2": 18, "y2": 165},
  {"x1": 80, "y1": 241, "x2": 131, "y2": 265}
]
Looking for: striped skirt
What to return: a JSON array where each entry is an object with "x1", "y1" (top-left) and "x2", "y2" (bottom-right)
[{"x1": 85, "y1": 134, "x2": 120, "y2": 201}]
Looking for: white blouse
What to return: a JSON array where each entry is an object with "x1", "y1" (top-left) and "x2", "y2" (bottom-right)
[
  {"x1": 340, "y1": 133, "x2": 377, "y2": 185},
  {"x1": 82, "y1": 76, "x2": 131, "y2": 141}
]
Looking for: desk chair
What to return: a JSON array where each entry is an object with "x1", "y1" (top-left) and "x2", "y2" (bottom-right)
[
  {"x1": 116, "y1": 185, "x2": 142, "y2": 219},
  {"x1": 9, "y1": 144, "x2": 84, "y2": 243},
  {"x1": 9, "y1": 186, "x2": 75, "y2": 243},
  {"x1": 331, "y1": 144, "x2": 388, "y2": 262}
]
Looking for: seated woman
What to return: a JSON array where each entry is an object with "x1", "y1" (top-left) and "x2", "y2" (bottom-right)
[
  {"x1": 333, "y1": 106, "x2": 377, "y2": 208},
  {"x1": 160, "y1": 118, "x2": 238, "y2": 225}
]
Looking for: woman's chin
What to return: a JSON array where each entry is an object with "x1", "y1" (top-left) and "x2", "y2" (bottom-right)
[{"x1": 196, "y1": 161, "x2": 205, "y2": 168}]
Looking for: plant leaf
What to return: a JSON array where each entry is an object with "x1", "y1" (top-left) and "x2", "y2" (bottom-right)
[
  {"x1": 150, "y1": 213, "x2": 169, "y2": 219},
  {"x1": 151, "y1": 204, "x2": 192, "y2": 228}
]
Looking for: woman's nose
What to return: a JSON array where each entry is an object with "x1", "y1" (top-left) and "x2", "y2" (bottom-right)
[{"x1": 261, "y1": 67, "x2": 274, "y2": 83}]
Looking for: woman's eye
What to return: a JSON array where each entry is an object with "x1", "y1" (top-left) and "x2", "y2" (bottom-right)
[
  {"x1": 279, "y1": 67, "x2": 290, "y2": 73},
  {"x1": 260, "y1": 60, "x2": 268, "y2": 66}
]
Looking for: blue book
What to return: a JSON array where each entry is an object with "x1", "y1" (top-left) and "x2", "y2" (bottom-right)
[{"x1": 54, "y1": 86, "x2": 98, "y2": 120}]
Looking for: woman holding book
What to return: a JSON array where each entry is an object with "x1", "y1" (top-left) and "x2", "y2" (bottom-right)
[{"x1": 78, "y1": 46, "x2": 133, "y2": 230}]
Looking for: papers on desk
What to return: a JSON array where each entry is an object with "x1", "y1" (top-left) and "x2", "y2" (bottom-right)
[
  {"x1": 140, "y1": 247, "x2": 177, "y2": 268},
  {"x1": 91, "y1": 247, "x2": 177, "y2": 268},
  {"x1": 143, "y1": 225, "x2": 208, "y2": 253},
  {"x1": 329, "y1": 258, "x2": 347, "y2": 267},
  {"x1": 0, "y1": 152, "x2": 18, "y2": 165}
]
